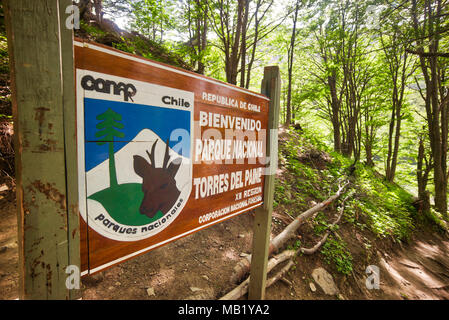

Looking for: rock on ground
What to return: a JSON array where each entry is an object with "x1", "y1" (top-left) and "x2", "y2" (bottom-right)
[{"x1": 311, "y1": 267, "x2": 339, "y2": 295}]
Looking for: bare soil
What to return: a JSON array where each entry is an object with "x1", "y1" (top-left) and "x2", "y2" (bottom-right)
[
  {"x1": 1, "y1": 185, "x2": 448, "y2": 300},
  {"x1": 0, "y1": 189, "x2": 18, "y2": 300}
]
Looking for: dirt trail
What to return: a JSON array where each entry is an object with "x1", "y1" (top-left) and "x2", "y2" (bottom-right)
[
  {"x1": 261, "y1": 227, "x2": 449, "y2": 300},
  {"x1": 375, "y1": 231, "x2": 449, "y2": 300},
  {"x1": 0, "y1": 186, "x2": 448, "y2": 300},
  {"x1": 0, "y1": 193, "x2": 18, "y2": 300}
]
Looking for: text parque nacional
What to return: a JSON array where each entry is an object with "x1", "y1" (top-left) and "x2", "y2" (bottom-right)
[{"x1": 195, "y1": 111, "x2": 264, "y2": 162}]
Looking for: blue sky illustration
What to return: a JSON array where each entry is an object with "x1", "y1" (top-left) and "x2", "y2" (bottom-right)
[{"x1": 84, "y1": 98, "x2": 191, "y2": 171}]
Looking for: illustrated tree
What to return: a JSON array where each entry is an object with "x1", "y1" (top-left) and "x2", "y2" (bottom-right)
[{"x1": 95, "y1": 108, "x2": 125, "y2": 188}]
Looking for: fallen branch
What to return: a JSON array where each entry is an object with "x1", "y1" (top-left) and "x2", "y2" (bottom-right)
[
  {"x1": 272, "y1": 183, "x2": 349, "y2": 253},
  {"x1": 279, "y1": 277, "x2": 293, "y2": 287},
  {"x1": 300, "y1": 196, "x2": 347, "y2": 255},
  {"x1": 430, "y1": 285, "x2": 449, "y2": 290},
  {"x1": 352, "y1": 270, "x2": 365, "y2": 294},
  {"x1": 231, "y1": 182, "x2": 350, "y2": 283},
  {"x1": 266, "y1": 260, "x2": 295, "y2": 289},
  {"x1": 220, "y1": 250, "x2": 296, "y2": 300},
  {"x1": 222, "y1": 196, "x2": 349, "y2": 300},
  {"x1": 405, "y1": 48, "x2": 449, "y2": 58}
]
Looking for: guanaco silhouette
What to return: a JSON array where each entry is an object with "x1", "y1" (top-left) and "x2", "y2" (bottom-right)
[{"x1": 133, "y1": 139, "x2": 181, "y2": 218}]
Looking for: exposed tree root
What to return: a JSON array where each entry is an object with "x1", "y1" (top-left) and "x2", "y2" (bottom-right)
[
  {"x1": 230, "y1": 182, "x2": 350, "y2": 284},
  {"x1": 220, "y1": 250, "x2": 296, "y2": 300},
  {"x1": 221, "y1": 195, "x2": 350, "y2": 300}
]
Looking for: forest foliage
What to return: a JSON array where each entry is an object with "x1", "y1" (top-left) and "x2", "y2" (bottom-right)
[
  {"x1": 93, "y1": 0, "x2": 449, "y2": 224},
  {"x1": 1, "y1": 1, "x2": 448, "y2": 228}
]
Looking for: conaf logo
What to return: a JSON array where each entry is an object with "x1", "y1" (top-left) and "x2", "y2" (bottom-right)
[
  {"x1": 81, "y1": 75, "x2": 137, "y2": 102},
  {"x1": 80, "y1": 81, "x2": 194, "y2": 242}
]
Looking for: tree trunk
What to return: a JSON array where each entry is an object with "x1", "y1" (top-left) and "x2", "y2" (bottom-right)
[
  {"x1": 94, "y1": 0, "x2": 103, "y2": 22},
  {"x1": 285, "y1": 0, "x2": 300, "y2": 126},
  {"x1": 417, "y1": 136, "x2": 432, "y2": 215},
  {"x1": 230, "y1": 182, "x2": 349, "y2": 284},
  {"x1": 226, "y1": 0, "x2": 245, "y2": 85},
  {"x1": 365, "y1": 143, "x2": 374, "y2": 166},
  {"x1": 410, "y1": 0, "x2": 448, "y2": 218},
  {"x1": 327, "y1": 73, "x2": 342, "y2": 153},
  {"x1": 78, "y1": 0, "x2": 92, "y2": 19},
  {"x1": 195, "y1": 0, "x2": 208, "y2": 74},
  {"x1": 239, "y1": 0, "x2": 249, "y2": 88},
  {"x1": 417, "y1": 137, "x2": 430, "y2": 200},
  {"x1": 108, "y1": 141, "x2": 118, "y2": 187}
]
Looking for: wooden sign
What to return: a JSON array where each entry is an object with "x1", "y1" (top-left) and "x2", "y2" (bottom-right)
[{"x1": 74, "y1": 39, "x2": 270, "y2": 275}]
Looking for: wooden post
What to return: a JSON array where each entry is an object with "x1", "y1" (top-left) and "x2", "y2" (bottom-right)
[
  {"x1": 248, "y1": 66, "x2": 281, "y2": 300},
  {"x1": 4, "y1": 0, "x2": 80, "y2": 299}
]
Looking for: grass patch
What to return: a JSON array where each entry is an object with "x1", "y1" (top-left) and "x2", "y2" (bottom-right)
[
  {"x1": 0, "y1": 33, "x2": 9, "y2": 75},
  {"x1": 278, "y1": 127, "x2": 416, "y2": 242},
  {"x1": 320, "y1": 235, "x2": 353, "y2": 275},
  {"x1": 425, "y1": 208, "x2": 448, "y2": 233},
  {"x1": 80, "y1": 20, "x2": 107, "y2": 38},
  {"x1": 352, "y1": 165, "x2": 416, "y2": 241},
  {"x1": 88, "y1": 183, "x2": 163, "y2": 226}
]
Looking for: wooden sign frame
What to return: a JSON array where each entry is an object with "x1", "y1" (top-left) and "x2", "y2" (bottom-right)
[
  {"x1": 4, "y1": 0, "x2": 80, "y2": 300},
  {"x1": 74, "y1": 39, "x2": 271, "y2": 276},
  {"x1": 5, "y1": 0, "x2": 280, "y2": 300}
]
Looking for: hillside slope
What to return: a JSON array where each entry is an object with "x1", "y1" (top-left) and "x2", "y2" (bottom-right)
[
  {"x1": 0, "y1": 9, "x2": 194, "y2": 187},
  {"x1": 75, "y1": 14, "x2": 193, "y2": 71},
  {"x1": 76, "y1": 126, "x2": 449, "y2": 300},
  {"x1": 266, "y1": 126, "x2": 449, "y2": 299},
  {"x1": 1, "y1": 123, "x2": 448, "y2": 300},
  {"x1": 0, "y1": 8, "x2": 448, "y2": 299}
]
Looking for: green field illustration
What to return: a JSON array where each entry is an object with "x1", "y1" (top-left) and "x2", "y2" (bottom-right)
[{"x1": 88, "y1": 183, "x2": 163, "y2": 226}]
